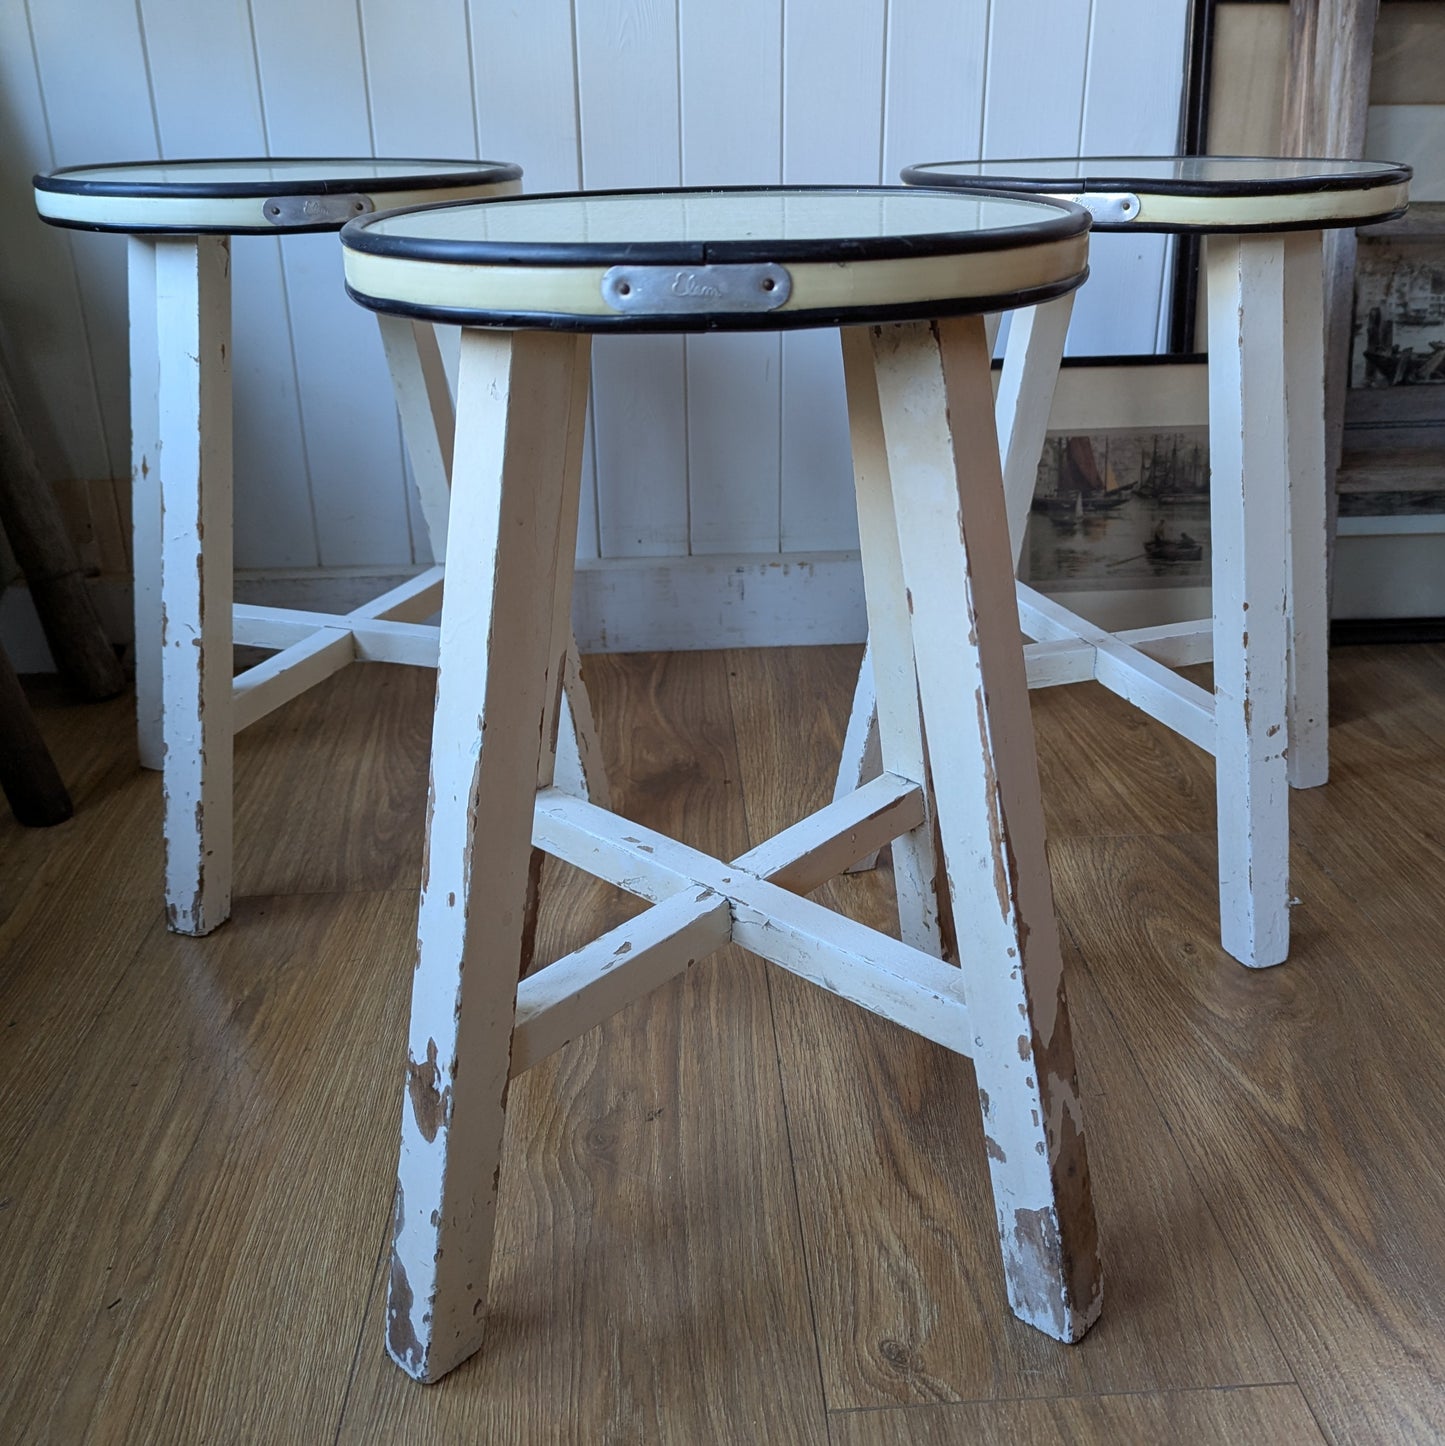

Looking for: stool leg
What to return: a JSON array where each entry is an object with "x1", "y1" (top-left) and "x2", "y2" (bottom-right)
[
  {"x1": 1206, "y1": 236, "x2": 1291, "y2": 968},
  {"x1": 128, "y1": 236, "x2": 164, "y2": 771},
  {"x1": 868, "y1": 315, "x2": 1103, "y2": 1343},
  {"x1": 375, "y1": 314, "x2": 456, "y2": 563},
  {"x1": 1282, "y1": 230, "x2": 1329, "y2": 791},
  {"x1": 834, "y1": 300, "x2": 1067, "y2": 869},
  {"x1": 387, "y1": 328, "x2": 586, "y2": 1384},
  {"x1": 156, "y1": 235, "x2": 233, "y2": 936},
  {"x1": 840, "y1": 326, "x2": 948, "y2": 957},
  {"x1": 376, "y1": 311, "x2": 607, "y2": 805},
  {"x1": 996, "y1": 294, "x2": 1074, "y2": 567},
  {"x1": 548, "y1": 341, "x2": 610, "y2": 808}
]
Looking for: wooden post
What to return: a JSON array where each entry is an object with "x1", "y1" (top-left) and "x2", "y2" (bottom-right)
[
  {"x1": 387, "y1": 327, "x2": 585, "y2": 1384},
  {"x1": 1206, "y1": 235, "x2": 1292, "y2": 969},
  {"x1": 156, "y1": 235, "x2": 234, "y2": 937},
  {"x1": 0, "y1": 351, "x2": 125, "y2": 703},
  {"x1": 869, "y1": 316, "x2": 1102, "y2": 1341}
]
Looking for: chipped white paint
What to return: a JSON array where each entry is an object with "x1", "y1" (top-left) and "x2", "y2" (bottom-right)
[
  {"x1": 389, "y1": 316, "x2": 1100, "y2": 1386},
  {"x1": 510, "y1": 889, "x2": 733, "y2": 1076},
  {"x1": 1282, "y1": 229, "x2": 1330, "y2": 791},
  {"x1": 138, "y1": 246, "x2": 606, "y2": 937},
  {"x1": 231, "y1": 628, "x2": 354, "y2": 733},
  {"x1": 541, "y1": 342, "x2": 611, "y2": 808},
  {"x1": 833, "y1": 636, "x2": 884, "y2": 870},
  {"x1": 834, "y1": 294, "x2": 1070, "y2": 857},
  {"x1": 157, "y1": 235, "x2": 233, "y2": 937},
  {"x1": 375, "y1": 315, "x2": 456, "y2": 563},
  {"x1": 1206, "y1": 235, "x2": 1292, "y2": 969},
  {"x1": 390, "y1": 328, "x2": 586, "y2": 1384},
  {"x1": 835, "y1": 230, "x2": 1336, "y2": 972},
  {"x1": 128, "y1": 236, "x2": 163, "y2": 772},
  {"x1": 530, "y1": 784, "x2": 974, "y2": 1056},
  {"x1": 838, "y1": 325, "x2": 945, "y2": 954},
  {"x1": 1017, "y1": 585, "x2": 1216, "y2": 754},
  {"x1": 995, "y1": 295, "x2": 1075, "y2": 565},
  {"x1": 868, "y1": 316, "x2": 1101, "y2": 1342}
]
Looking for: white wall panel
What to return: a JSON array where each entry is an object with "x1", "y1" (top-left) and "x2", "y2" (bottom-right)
[
  {"x1": 882, "y1": 0, "x2": 991, "y2": 178},
  {"x1": 26, "y1": 0, "x2": 158, "y2": 484},
  {"x1": 0, "y1": 1, "x2": 108, "y2": 484},
  {"x1": 577, "y1": 0, "x2": 688, "y2": 560},
  {"x1": 680, "y1": 0, "x2": 783, "y2": 555},
  {"x1": 249, "y1": 0, "x2": 414, "y2": 568},
  {"x1": 781, "y1": 0, "x2": 887, "y2": 554},
  {"x1": 140, "y1": 0, "x2": 318, "y2": 569},
  {"x1": 470, "y1": 0, "x2": 598, "y2": 557},
  {"x1": 0, "y1": 0, "x2": 1193, "y2": 627}
]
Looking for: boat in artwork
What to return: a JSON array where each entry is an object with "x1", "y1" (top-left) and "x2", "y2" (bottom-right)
[{"x1": 1031, "y1": 434, "x2": 1139, "y2": 516}]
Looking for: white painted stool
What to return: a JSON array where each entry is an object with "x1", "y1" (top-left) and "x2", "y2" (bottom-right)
[
  {"x1": 340, "y1": 184, "x2": 1104, "y2": 1383},
  {"x1": 33, "y1": 158, "x2": 608, "y2": 936},
  {"x1": 837, "y1": 156, "x2": 1411, "y2": 969}
]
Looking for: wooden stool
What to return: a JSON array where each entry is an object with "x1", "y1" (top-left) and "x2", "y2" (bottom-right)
[
  {"x1": 341, "y1": 184, "x2": 1104, "y2": 1382},
  {"x1": 33, "y1": 157, "x2": 607, "y2": 936},
  {"x1": 838, "y1": 156, "x2": 1410, "y2": 969}
]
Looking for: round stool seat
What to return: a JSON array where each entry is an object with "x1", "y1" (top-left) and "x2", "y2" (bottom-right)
[
  {"x1": 900, "y1": 156, "x2": 1410, "y2": 233},
  {"x1": 339, "y1": 185, "x2": 1091, "y2": 332},
  {"x1": 33, "y1": 157, "x2": 522, "y2": 235}
]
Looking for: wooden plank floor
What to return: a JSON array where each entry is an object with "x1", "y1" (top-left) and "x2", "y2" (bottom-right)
[{"x1": 2, "y1": 642, "x2": 1444, "y2": 1443}]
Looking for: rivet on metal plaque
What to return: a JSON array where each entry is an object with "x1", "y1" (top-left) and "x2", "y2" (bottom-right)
[
  {"x1": 263, "y1": 193, "x2": 376, "y2": 227},
  {"x1": 601, "y1": 263, "x2": 792, "y2": 314},
  {"x1": 1061, "y1": 192, "x2": 1141, "y2": 225}
]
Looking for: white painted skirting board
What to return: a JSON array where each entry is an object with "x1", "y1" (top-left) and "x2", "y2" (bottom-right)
[
  {"x1": 0, "y1": 555, "x2": 873, "y2": 668},
  {"x1": 6, "y1": 537, "x2": 1440, "y2": 673}
]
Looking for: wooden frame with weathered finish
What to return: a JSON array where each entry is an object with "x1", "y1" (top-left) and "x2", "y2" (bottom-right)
[{"x1": 386, "y1": 316, "x2": 1103, "y2": 1384}]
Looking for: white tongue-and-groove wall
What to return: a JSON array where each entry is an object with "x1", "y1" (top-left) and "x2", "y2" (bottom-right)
[{"x1": 0, "y1": 0, "x2": 1190, "y2": 654}]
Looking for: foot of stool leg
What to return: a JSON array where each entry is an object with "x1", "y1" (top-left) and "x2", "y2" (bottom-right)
[
  {"x1": 841, "y1": 326, "x2": 950, "y2": 957},
  {"x1": 1283, "y1": 230, "x2": 1329, "y2": 791},
  {"x1": 1207, "y1": 237, "x2": 1292, "y2": 968},
  {"x1": 387, "y1": 329, "x2": 586, "y2": 1384},
  {"x1": 869, "y1": 316, "x2": 1103, "y2": 1341},
  {"x1": 156, "y1": 235, "x2": 233, "y2": 936}
]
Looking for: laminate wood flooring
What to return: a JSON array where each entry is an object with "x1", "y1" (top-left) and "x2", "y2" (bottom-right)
[{"x1": 2, "y1": 642, "x2": 1443, "y2": 1443}]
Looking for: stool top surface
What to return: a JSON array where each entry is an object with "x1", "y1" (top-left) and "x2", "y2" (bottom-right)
[
  {"x1": 34, "y1": 157, "x2": 522, "y2": 235},
  {"x1": 340, "y1": 184, "x2": 1092, "y2": 333},
  {"x1": 901, "y1": 155, "x2": 1410, "y2": 232}
]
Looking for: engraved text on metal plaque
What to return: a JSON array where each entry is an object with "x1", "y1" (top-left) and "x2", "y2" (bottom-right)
[
  {"x1": 602, "y1": 263, "x2": 792, "y2": 314},
  {"x1": 263, "y1": 193, "x2": 376, "y2": 227}
]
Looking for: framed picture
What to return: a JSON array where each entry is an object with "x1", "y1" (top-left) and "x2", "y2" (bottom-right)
[
  {"x1": 1341, "y1": 204, "x2": 1445, "y2": 522},
  {"x1": 1018, "y1": 359, "x2": 1212, "y2": 612}
]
